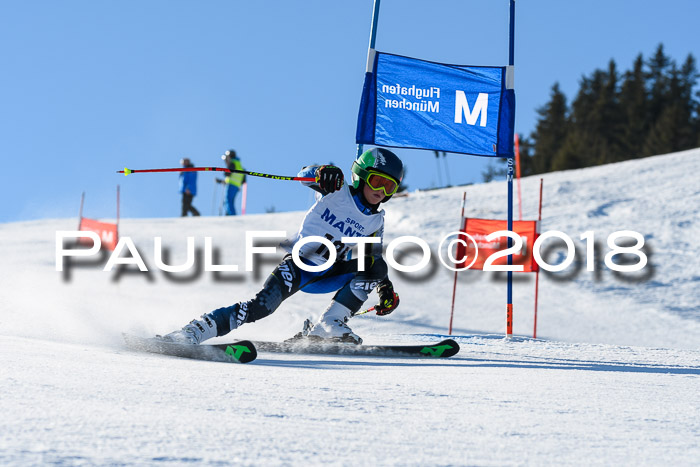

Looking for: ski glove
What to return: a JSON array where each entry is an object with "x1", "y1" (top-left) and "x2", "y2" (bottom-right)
[
  {"x1": 315, "y1": 165, "x2": 344, "y2": 193},
  {"x1": 375, "y1": 279, "x2": 400, "y2": 316}
]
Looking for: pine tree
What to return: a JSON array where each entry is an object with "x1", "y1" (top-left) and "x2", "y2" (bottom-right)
[
  {"x1": 530, "y1": 83, "x2": 569, "y2": 173},
  {"x1": 643, "y1": 105, "x2": 677, "y2": 156},
  {"x1": 551, "y1": 128, "x2": 588, "y2": 171},
  {"x1": 561, "y1": 69, "x2": 608, "y2": 168},
  {"x1": 643, "y1": 55, "x2": 698, "y2": 155},
  {"x1": 528, "y1": 44, "x2": 699, "y2": 174},
  {"x1": 516, "y1": 134, "x2": 536, "y2": 177},
  {"x1": 678, "y1": 54, "x2": 700, "y2": 149},
  {"x1": 696, "y1": 89, "x2": 700, "y2": 147},
  {"x1": 643, "y1": 44, "x2": 671, "y2": 156},
  {"x1": 593, "y1": 60, "x2": 624, "y2": 164},
  {"x1": 618, "y1": 54, "x2": 649, "y2": 158}
]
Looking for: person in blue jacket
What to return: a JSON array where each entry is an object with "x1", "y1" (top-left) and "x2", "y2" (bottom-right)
[{"x1": 179, "y1": 158, "x2": 200, "y2": 217}]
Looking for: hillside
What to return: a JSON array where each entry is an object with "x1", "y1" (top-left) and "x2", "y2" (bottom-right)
[{"x1": 1, "y1": 149, "x2": 699, "y2": 464}]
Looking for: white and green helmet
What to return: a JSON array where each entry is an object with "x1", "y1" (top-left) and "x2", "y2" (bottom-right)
[{"x1": 351, "y1": 148, "x2": 404, "y2": 201}]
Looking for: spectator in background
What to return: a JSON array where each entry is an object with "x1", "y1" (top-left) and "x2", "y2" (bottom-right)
[
  {"x1": 216, "y1": 149, "x2": 245, "y2": 215},
  {"x1": 179, "y1": 158, "x2": 200, "y2": 217}
]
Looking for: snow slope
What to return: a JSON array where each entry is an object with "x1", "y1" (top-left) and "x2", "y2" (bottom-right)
[{"x1": 1, "y1": 149, "x2": 699, "y2": 465}]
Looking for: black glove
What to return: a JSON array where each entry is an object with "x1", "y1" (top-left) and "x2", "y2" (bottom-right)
[
  {"x1": 375, "y1": 279, "x2": 399, "y2": 316},
  {"x1": 215, "y1": 178, "x2": 224, "y2": 184},
  {"x1": 315, "y1": 165, "x2": 344, "y2": 193}
]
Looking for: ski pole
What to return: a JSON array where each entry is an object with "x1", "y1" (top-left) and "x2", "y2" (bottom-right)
[
  {"x1": 118, "y1": 166, "x2": 315, "y2": 182},
  {"x1": 352, "y1": 294, "x2": 400, "y2": 316},
  {"x1": 352, "y1": 306, "x2": 376, "y2": 317}
]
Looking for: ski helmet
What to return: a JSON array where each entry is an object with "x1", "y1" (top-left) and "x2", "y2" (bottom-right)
[
  {"x1": 351, "y1": 148, "x2": 404, "y2": 201},
  {"x1": 221, "y1": 149, "x2": 237, "y2": 161}
]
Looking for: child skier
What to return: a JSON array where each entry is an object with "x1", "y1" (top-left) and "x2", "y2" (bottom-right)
[{"x1": 164, "y1": 147, "x2": 403, "y2": 345}]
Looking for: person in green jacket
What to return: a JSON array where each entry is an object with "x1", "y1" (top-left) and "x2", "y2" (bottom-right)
[{"x1": 216, "y1": 149, "x2": 245, "y2": 215}]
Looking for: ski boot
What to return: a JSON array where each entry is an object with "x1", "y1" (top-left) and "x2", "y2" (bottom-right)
[
  {"x1": 161, "y1": 314, "x2": 218, "y2": 345},
  {"x1": 287, "y1": 318, "x2": 314, "y2": 342},
  {"x1": 306, "y1": 302, "x2": 363, "y2": 344}
]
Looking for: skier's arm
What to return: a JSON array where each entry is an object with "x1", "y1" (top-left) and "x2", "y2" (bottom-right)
[{"x1": 298, "y1": 165, "x2": 344, "y2": 195}]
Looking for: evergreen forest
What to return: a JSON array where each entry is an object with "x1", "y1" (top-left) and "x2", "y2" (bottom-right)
[{"x1": 515, "y1": 44, "x2": 700, "y2": 177}]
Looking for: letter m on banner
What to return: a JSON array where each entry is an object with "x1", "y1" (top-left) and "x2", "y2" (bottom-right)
[{"x1": 356, "y1": 52, "x2": 515, "y2": 157}]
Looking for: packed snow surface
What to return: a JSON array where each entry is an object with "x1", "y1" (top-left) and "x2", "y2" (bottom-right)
[{"x1": 1, "y1": 149, "x2": 699, "y2": 465}]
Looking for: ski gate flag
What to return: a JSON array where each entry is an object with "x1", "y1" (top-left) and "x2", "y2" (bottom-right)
[
  {"x1": 455, "y1": 218, "x2": 539, "y2": 272},
  {"x1": 356, "y1": 51, "x2": 515, "y2": 157}
]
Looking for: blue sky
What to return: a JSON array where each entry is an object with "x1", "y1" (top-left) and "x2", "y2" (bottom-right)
[{"x1": 1, "y1": 0, "x2": 698, "y2": 222}]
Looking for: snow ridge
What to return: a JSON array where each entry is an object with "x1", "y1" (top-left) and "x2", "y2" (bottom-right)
[{"x1": 1, "y1": 149, "x2": 699, "y2": 464}]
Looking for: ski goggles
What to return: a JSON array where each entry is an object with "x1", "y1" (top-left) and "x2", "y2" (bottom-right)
[{"x1": 364, "y1": 170, "x2": 400, "y2": 196}]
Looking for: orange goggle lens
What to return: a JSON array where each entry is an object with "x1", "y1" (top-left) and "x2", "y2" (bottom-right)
[{"x1": 366, "y1": 172, "x2": 398, "y2": 196}]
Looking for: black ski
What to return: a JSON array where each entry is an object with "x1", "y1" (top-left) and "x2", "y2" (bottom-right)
[
  {"x1": 123, "y1": 334, "x2": 257, "y2": 364},
  {"x1": 250, "y1": 338, "x2": 460, "y2": 358}
]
